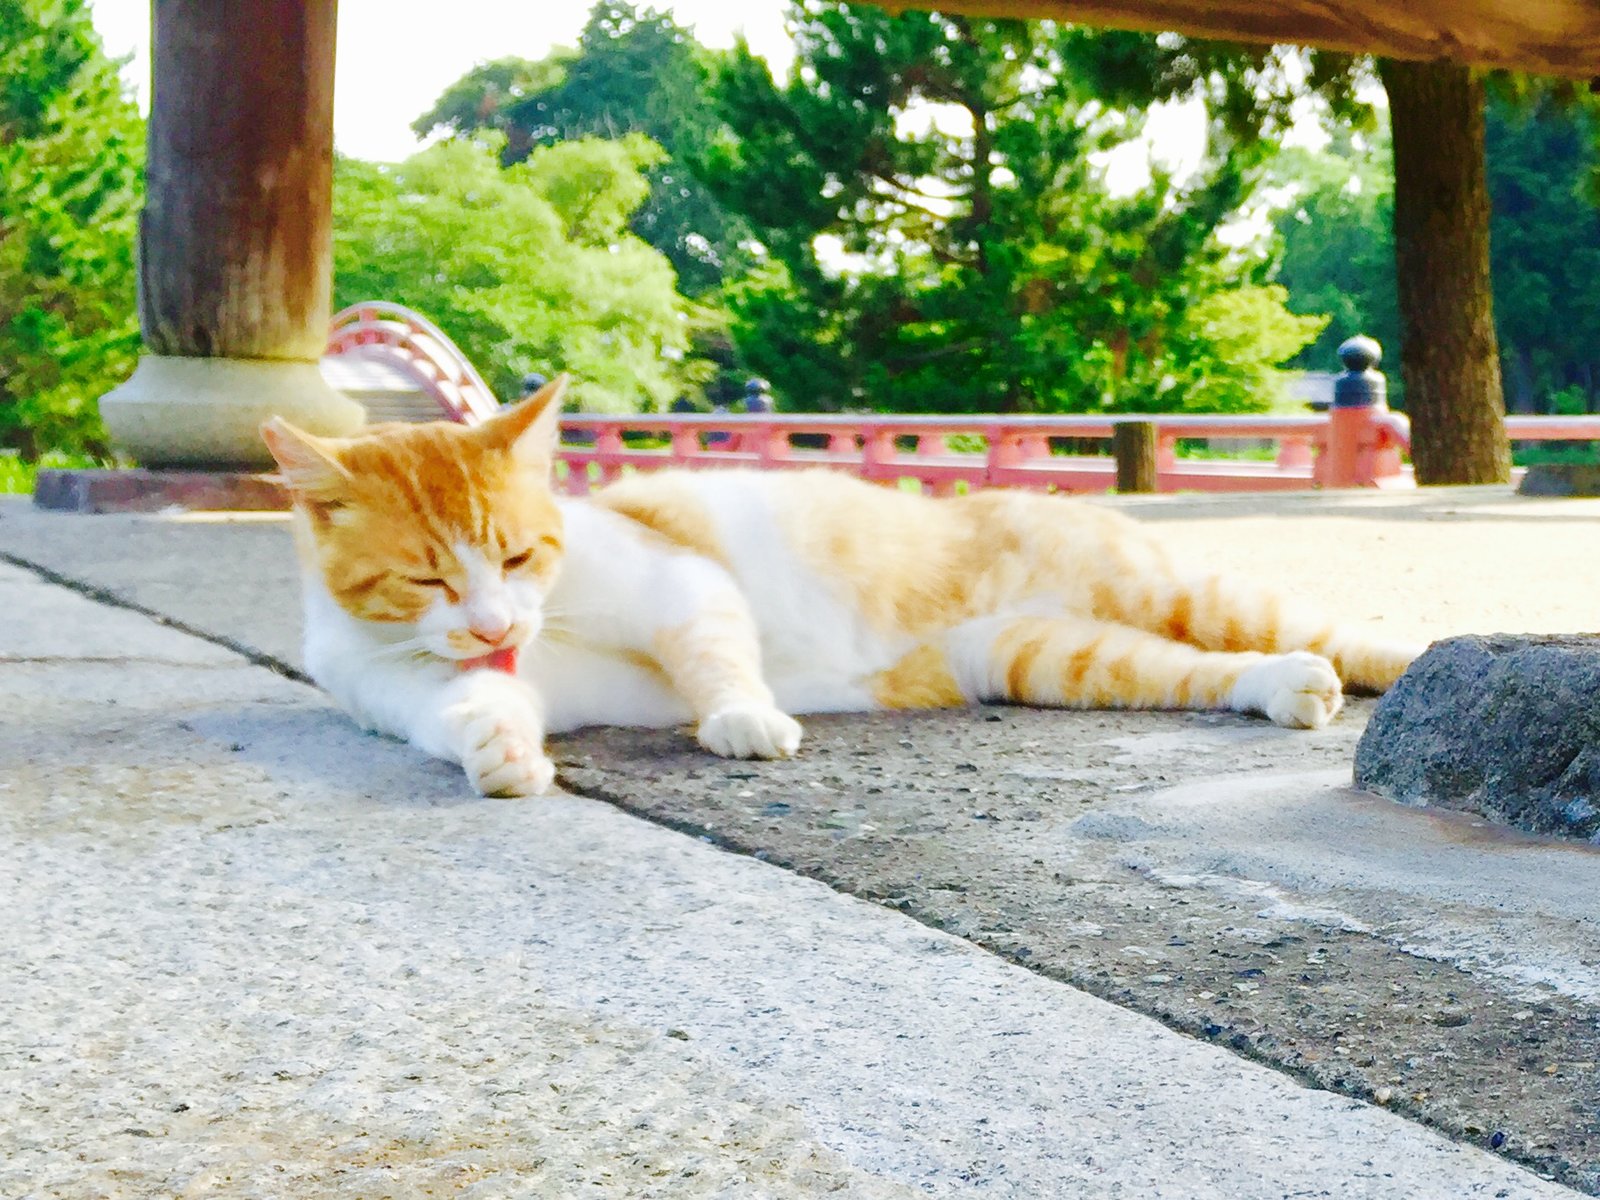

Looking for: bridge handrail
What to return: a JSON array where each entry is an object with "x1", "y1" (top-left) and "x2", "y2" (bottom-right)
[
  {"x1": 327, "y1": 301, "x2": 500, "y2": 423},
  {"x1": 554, "y1": 409, "x2": 1422, "y2": 495},
  {"x1": 1505, "y1": 415, "x2": 1600, "y2": 438},
  {"x1": 317, "y1": 299, "x2": 1600, "y2": 493},
  {"x1": 557, "y1": 410, "x2": 1418, "y2": 439}
]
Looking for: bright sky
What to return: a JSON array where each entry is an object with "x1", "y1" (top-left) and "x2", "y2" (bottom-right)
[
  {"x1": 87, "y1": 0, "x2": 1235, "y2": 205},
  {"x1": 87, "y1": 0, "x2": 796, "y2": 163}
]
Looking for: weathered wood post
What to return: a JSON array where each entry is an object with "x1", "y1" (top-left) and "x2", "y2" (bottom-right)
[
  {"x1": 99, "y1": 0, "x2": 363, "y2": 468},
  {"x1": 1113, "y1": 420, "x2": 1158, "y2": 493}
]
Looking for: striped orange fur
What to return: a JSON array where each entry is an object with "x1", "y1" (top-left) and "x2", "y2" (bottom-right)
[{"x1": 265, "y1": 385, "x2": 1424, "y2": 794}]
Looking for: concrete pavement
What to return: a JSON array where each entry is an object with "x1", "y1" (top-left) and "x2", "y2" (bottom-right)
[{"x1": 4, "y1": 488, "x2": 1599, "y2": 1197}]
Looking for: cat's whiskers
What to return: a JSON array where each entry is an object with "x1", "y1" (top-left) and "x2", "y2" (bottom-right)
[
  {"x1": 538, "y1": 597, "x2": 632, "y2": 629},
  {"x1": 364, "y1": 635, "x2": 440, "y2": 663}
]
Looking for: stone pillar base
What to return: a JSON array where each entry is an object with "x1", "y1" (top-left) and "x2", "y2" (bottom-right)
[
  {"x1": 100, "y1": 355, "x2": 366, "y2": 469},
  {"x1": 33, "y1": 468, "x2": 288, "y2": 514}
]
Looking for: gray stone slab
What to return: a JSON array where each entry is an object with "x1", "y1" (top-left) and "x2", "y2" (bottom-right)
[
  {"x1": 0, "y1": 565, "x2": 1576, "y2": 1197},
  {"x1": 9, "y1": 487, "x2": 1600, "y2": 1191},
  {"x1": 0, "y1": 561, "x2": 242, "y2": 665},
  {"x1": 557, "y1": 707, "x2": 1600, "y2": 1189},
  {"x1": 0, "y1": 500, "x2": 304, "y2": 668}
]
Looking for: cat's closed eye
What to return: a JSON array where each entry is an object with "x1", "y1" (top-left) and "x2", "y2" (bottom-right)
[
  {"x1": 409, "y1": 575, "x2": 461, "y2": 602},
  {"x1": 504, "y1": 536, "x2": 561, "y2": 573}
]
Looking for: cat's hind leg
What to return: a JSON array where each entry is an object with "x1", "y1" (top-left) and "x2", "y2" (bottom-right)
[
  {"x1": 946, "y1": 614, "x2": 1344, "y2": 728},
  {"x1": 1096, "y1": 562, "x2": 1421, "y2": 693}
]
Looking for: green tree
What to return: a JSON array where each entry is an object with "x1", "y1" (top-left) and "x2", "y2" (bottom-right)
[
  {"x1": 1268, "y1": 134, "x2": 1400, "y2": 377},
  {"x1": 333, "y1": 135, "x2": 698, "y2": 412},
  {"x1": 1058, "y1": 26, "x2": 1515, "y2": 482},
  {"x1": 409, "y1": 54, "x2": 574, "y2": 165},
  {"x1": 703, "y1": 3, "x2": 1320, "y2": 414},
  {"x1": 1485, "y1": 90, "x2": 1600, "y2": 413},
  {"x1": 1269, "y1": 91, "x2": 1600, "y2": 415},
  {"x1": 0, "y1": 0, "x2": 143, "y2": 460},
  {"x1": 414, "y1": 3, "x2": 749, "y2": 298}
]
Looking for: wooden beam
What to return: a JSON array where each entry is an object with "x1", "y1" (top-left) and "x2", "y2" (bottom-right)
[{"x1": 869, "y1": 0, "x2": 1600, "y2": 79}]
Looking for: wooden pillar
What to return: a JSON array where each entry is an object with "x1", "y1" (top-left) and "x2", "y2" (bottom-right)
[
  {"x1": 1113, "y1": 421, "x2": 1158, "y2": 493},
  {"x1": 100, "y1": 0, "x2": 363, "y2": 468}
]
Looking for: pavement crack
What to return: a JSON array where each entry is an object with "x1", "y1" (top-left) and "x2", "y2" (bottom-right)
[
  {"x1": 0, "y1": 654, "x2": 251, "y2": 669},
  {"x1": 0, "y1": 550, "x2": 314, "y2": 687}
]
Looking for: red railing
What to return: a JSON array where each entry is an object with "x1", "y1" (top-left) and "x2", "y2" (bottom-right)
[
  {"x1": 555, "y1": 408, "x2": 1418, "y2": 494},
  {"x1": 326, "y1": 301, "x2": 500, "y2": 423},
  {"x1": 1504, "y1": 415, "x2": 1600, "y2": 441},
  {"x1": 317, "y1": 302, "x2": 1600, "y2": 495}
]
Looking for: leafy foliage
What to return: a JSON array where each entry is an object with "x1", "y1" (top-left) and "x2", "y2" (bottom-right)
[
  {"x1": 333, "y1": 135, "x2": 698, "y2": 412},
  {"x1": 1268, "y1": 89, "x2": 1600, "y2": 413},
  {"x1": 413, "y1": 3, "x2": 749, "y2": 297},
  {"x1": 1054, "y1": 29, "x2": 1377, "y2": 146},
  {"x1": 0, "y1": 0, "x2": 142, "y2": 460},
  {"x1": 409, "y1": 54, "x2": 574, "y2": 165},
  {"x1": 1267, "y1": 133, "x2": 1400, "y2": 375},
  {"x1": 1485, "y1": 90, "x2": 1600, "y2": 412},
  {"x1": 700, "y1": 3, "x2": 1321, "y2": 414}
]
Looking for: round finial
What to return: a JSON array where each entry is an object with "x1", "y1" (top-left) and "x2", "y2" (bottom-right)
[
  {"x1": 742, "y1": 376, "x2": 773, "y2": 413},
  {"x1": 1333, "y1": 335, "x2": 1386, "y2": 409},
  {"x1": 1338, "y1": 336, "x2": 1381, "y2": 372}
]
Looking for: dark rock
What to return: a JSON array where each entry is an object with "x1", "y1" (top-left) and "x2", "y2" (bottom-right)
[
  {"x1": 1354, "y1": 634, "x2": 1600, "y2": 840},
  {"x1": 1517, "y1": 463, "x2": 1600, "y2": 497}
]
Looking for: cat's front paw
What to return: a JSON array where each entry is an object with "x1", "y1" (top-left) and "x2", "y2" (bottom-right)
[
  {"x1": 443, "y1": 697, "x2": 555, "y2": 797},
  {"x1": 1232, "y1": 651, "x2": 1343, "y2": 730},
  {"x1": 697, "y1": 703, "x2": 803, "y2": 759}
]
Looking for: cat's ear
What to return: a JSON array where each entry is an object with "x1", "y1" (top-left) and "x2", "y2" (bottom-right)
[
  {"x1": 260, "y1": 417, "x2": 351, "y2": 501},
  {"x1": 484, "y1": 374, "x2": 567, "y2": 474}
]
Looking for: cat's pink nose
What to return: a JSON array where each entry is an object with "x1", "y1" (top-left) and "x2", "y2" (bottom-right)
[{"x1": 468, "y1": 616, "x2": 512, "y2": 646}]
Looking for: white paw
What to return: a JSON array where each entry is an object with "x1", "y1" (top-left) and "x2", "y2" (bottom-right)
[
  {"x1": 443, "y1": 691, "x2": 555, "y2": 798},
  {"x1": 1232, "y1": 651, "x2": 1343, "y2": 730},
  {"x1": 697, "y1": 704, "x2": 803, "y2": 760}
]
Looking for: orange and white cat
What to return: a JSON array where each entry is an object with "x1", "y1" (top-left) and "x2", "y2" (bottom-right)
[{"x1": 262, "y1": 378, "x2": 1421, "y2": 798}]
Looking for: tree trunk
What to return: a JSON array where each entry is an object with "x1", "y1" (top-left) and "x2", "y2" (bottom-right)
[{"x1": 1379, "y1": 57, "x2": 1509, "y2": 485}]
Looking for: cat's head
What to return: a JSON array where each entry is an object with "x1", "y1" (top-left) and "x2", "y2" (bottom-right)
[{"x1": 261, "y1": 376, "x2": 567, "y2": 662}]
